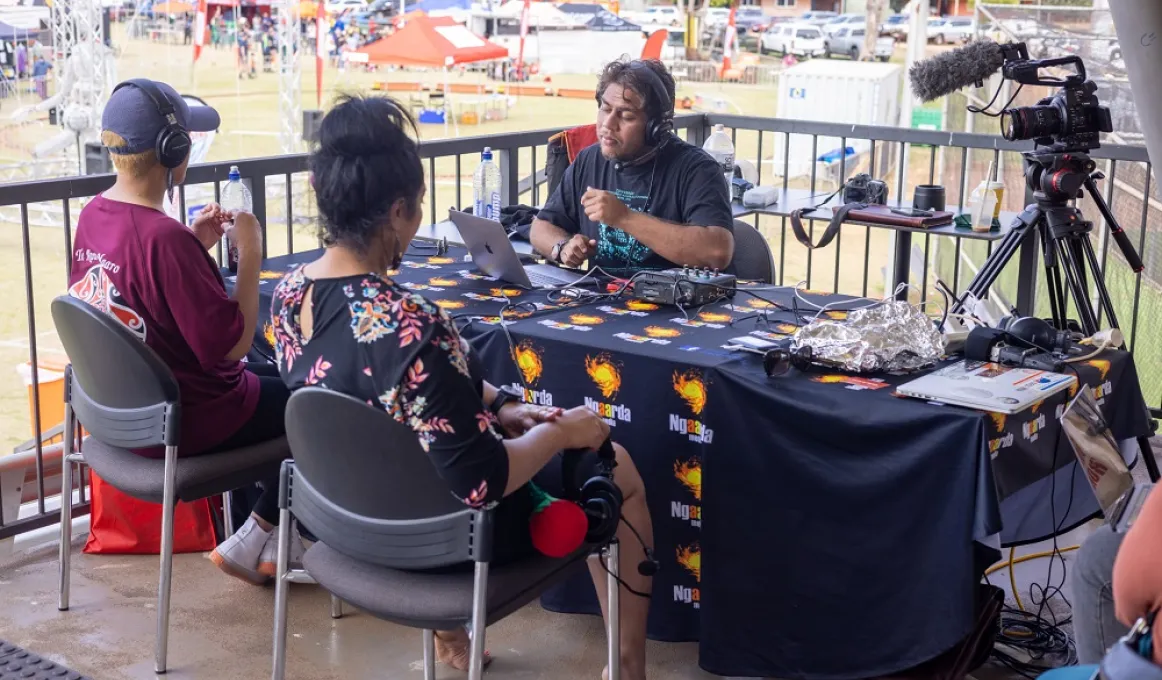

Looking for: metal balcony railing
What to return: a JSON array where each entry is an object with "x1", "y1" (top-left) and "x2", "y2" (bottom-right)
[{"x1": 1, "y1": 112, "x2": 1156, "y2": 544}]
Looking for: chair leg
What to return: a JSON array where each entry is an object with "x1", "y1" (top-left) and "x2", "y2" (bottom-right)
[
  {"x1": 271, "y1": 506, "x2": 292, "y2": 680},
  {"x1": 606, "y1": 540, "x2": 621, "y2": 680},
  {"x1": 58, "y1": 408, "x2": 74, "y2": 612},
  {"x1": 422, "y1": 630, "x2": 435, "y2": 680},
  {"x1": 468, "y1": 562, "x2": 489, "y2": 680},
  {"x1": 330, "y1": 594, "x2": 343, "y2": 619},
  {"x1": 222, "y1": 491, "x2": 235, "y2": 537},
  {"x1": 155, "y1": 445, "x2": 179, "y2": 674}
]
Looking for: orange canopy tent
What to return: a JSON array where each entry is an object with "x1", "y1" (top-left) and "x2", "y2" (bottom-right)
[
  {"x1": 299, "y1": 0, "x2": 318, "y2": 18},
  {"x1": 351, "y1": 15, "x2": 509, "y2": 67},
  {"x1": 153, "y1": 0, "x2": 194, "y2": 13}
]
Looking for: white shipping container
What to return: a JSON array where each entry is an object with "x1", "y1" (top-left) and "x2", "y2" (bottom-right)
[{"x1": 773, "y1": 60, "x2": 902, "y2": 180}]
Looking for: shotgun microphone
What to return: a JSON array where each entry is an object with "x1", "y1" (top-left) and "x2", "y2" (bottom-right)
[{"x1": 909, "y1": 39, "x2": 1008, "y2": 102}]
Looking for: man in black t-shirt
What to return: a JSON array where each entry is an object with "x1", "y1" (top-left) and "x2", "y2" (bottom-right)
[{"x1": 531, "y1": 59, "x2": 735, "y2": 275}]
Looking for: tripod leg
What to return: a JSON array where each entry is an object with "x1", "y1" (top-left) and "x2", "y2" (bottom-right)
[
  {"x1": 1136, "y1": 435, "x2": 1160, "y2": 483},
  {"x1": 953, "y1": 214, "x2": 1034, "y2": 317},
  {"x1": 1060, "y1": 237, "x2": 1099, "y2": 335},
  {"x1": 1079, "y1": 235, "x2": 1121, "y2": 331},
  {"x1": 1040, "y1": 222, "x2": 1068, "y2": 330}
]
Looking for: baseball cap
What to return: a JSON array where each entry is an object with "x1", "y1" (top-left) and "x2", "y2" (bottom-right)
[{"x1": 102, "y1": 79, "x2": 221, "y2": 155}]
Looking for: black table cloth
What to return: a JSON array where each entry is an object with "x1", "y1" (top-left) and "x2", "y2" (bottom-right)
[{"x1": 234, "y1": 247, "x2": 1152, "y2": 679}]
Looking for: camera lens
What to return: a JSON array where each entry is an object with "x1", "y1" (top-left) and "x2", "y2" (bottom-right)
[{"x1": 1001, "y1": 105, "x2": 1063, "y2": 142}]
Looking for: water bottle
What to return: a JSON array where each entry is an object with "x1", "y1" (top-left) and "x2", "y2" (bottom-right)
[
  {"x1": 703, "y1": 124, "x2": 735, "y2": 190},
  {"x1": 220, "y1": 165, "x2": 253, "y2": 273},
  {"x1": 473, "y1": 147, "x2": 502, "y2": 221}
]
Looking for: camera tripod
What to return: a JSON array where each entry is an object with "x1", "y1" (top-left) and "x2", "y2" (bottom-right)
[{"x1": 951, "y1": 150, "x2": 1144, "y2": 337}]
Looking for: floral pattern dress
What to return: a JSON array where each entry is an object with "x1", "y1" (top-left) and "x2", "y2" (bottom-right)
[{"x1": 271, "y1": 265, "x2": 512, "y2": 510}]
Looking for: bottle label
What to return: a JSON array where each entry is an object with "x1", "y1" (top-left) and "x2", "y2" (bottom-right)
[{"x1": 475, "y1": 192, "x2": 501, "y2": 220}]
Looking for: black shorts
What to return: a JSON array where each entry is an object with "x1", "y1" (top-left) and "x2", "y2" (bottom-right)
[{"x1": 488, "y1": 449, "x2": 603, "y2": 567}]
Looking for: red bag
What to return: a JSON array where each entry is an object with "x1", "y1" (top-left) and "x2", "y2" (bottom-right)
[{"x1": 83, "y1": 470, "x2": 218, "y2": 555}]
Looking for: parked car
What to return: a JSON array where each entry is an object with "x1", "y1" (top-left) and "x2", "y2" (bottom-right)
[
  {"x1": 825, "y1": 26, "x2": 893, "y2": 61},
  {"x1": 701, "y1": 6, "x2": 729, "y2": 30},
  {"x1": 798, "y1": 10, "x2": 836, "y2": 26},
  {"x1": 637, "y1": 5, "x2": 684, "y2": 27},
  {"x1": 734, "y1": 5, "x2": 771, "y2": 34},
  {"x1": 351, "y1": 0, "x2": 394, "y2": 29},
  {"x1": 761, "y1": 22, "x2": 826, "y2": 58},
  {"x1": 822, "y1": 13, "x2": 864, "y2": 37},
  {"x1": 929, "y1": 16, "x2": 973, "y2": 44},
  {"x1": 879, "y1": 13, "x2": 907, "y2": 39}
]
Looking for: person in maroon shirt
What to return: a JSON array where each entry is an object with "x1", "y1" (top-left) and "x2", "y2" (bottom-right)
[{"x1": 67, "y1": 79, "x2": 296, "y2": 585}]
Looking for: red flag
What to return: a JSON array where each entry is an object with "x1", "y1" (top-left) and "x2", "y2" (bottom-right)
[
  {"x1": 721, "y1": 3, "x2": 737, "y2": 77},
  {"x1": 315, "y1": 12, "x2": 326, "y2": 107},
  {"x1": 516, "y1": 0, "x2": 530, "y2": 79},
  {"x1": 193, "y1": 0, "x2": 208, "y2": 62}
]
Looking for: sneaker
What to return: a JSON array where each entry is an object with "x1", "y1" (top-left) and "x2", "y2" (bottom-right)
[
  {"x1": 257, "y1": 523, "x2": 306, "y2": 578},
  {"x1": 209, "y1": 517, "x2": 271, "y2": 585}
]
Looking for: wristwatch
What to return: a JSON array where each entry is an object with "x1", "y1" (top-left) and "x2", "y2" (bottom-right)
[
  {"x1": 550, "y1": 238, "x2": 570, "y2": 264},
  {"x1": 489, "y1": 385, "x2": 522, "y2": 416}
]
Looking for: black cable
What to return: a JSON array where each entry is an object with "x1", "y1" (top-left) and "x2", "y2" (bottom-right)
[{"x1": 597, "y1": 551, "x2": 652, "y2": 599}]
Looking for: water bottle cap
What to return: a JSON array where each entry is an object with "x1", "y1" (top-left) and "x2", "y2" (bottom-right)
[
  {"x1": 714, "y1": 124, "x2": 724, "y2": 133},
  {"x1": 228, "y1": 165, "x2": 241, "y2": 180},
  {"x1": 482, "y1": 148, "x2": 493, "y2": 160}
]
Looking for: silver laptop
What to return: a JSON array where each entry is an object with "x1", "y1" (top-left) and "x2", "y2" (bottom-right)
[
  {"x1": 1062, "y1": 387, "x2": 1153, "y2": 533},
  {"x1": 897, "y1": 360, "x2": 1076, "y2": 414},
  {"x1": 448, "y1": 210, "x2": 586, "y2": 289}
]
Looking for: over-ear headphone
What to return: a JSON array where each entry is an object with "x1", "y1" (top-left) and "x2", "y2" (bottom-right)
[
  {"x1": 112, "y1": 79, "x2": 192, "y2": 169},
  {"x1": 625, "y1": 61, "x2": 674, "y2": 148},
  {"x1": 572, "y1": 440, "x2": 660, "y2": 581}
]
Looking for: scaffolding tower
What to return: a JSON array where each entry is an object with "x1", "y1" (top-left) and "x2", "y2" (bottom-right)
[{"x1": 276, "y1": 0, "x2": 303, "y2": 154}]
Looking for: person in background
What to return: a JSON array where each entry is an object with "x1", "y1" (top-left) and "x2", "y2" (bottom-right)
[
  {"x1": 183, "y1": 14, "x2": 193, "y2": 45},
  {"x1": 66, "y1": 79, "x2": 293, "y2": 586},
  {"x1": 529, "y1": 58, "x2": 735, "y2": 276},
  {"x1": 271, "y1": 95, "x2": 654, "y2": 680},
  {"x1": 31, "y1": 56, "x2": 50, "y2": 100},
  {"x1": 15, "y1": 41, "x2": 26, "y2": 80}
]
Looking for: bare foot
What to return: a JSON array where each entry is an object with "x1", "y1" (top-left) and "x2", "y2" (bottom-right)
[{"x1": 434, "y1": 628, "x2": 492, "y2": 672}]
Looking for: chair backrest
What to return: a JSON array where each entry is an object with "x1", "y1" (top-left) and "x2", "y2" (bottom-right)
[
  {"x1": 730, "y1": 219, "x2": 777, "y2": 284},
  {"x1": 545, "y1": 124, "x2": 598, "y2": 199},
  {"x1": 51, "y1": 295, "x2": 180, "y2": 448},
  {"x1": 284, "y1": 387, "x2": 485, "y2": 569}
]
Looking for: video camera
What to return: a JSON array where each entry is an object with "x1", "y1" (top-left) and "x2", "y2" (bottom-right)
[{"x1": 996, "y1": 46, "x2": 1113, "y2": 153}]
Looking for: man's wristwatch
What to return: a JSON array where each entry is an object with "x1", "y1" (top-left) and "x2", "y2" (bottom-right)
[
  {"x1": 489, "y1": 385, "x2": 522, "y2": 416},
  {"x1": 550, "y1": 238, "x2": 570, "y2": 264}
]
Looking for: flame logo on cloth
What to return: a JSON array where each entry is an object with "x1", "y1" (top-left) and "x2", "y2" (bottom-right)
[
  {"x1": 644, "y1": 326, "x2": 681, "y2": 338},
  {"x1": 259, "y1": 270, "x2": 284, "y2": 280},
  {"x1": 570, "y1": 314, "x2": 605, "y2": 326},
  {"x1": 698, "y1": 311, "x2": 731, "y2": 323},
  {"x1": 435, "y1": 300, "x2": 466, "y2": 310},
  {"x1": 989, "y1": 412, "x2": 1007, "y2": 433},
  {"x1": 504, "y1": 308, "x2": 534, "y2": 320},
  {"x1": 1087, "y1": 359, "x2": 1111, "y2": 380},
  {"x1": 1069, "y1": 382, "x2": 1080, "y2": 398},
  {"x1": 1031, "y1": 400, "x2": 1044, "y2": 414},
  {"x1": 513, "y1": 340, "x2": 544, "y2": 385},
  {"x1": 625, "y1": 300, "x2": 659, "y2": 311},
  {"x1": 585, "y1": 354, "x2": 622, "y2": 398},
  {"x1": 490, "y1": 287, "x2": 523, "y2": 298},
  {"x1": 674, "y1": 459, "x2": 701, "y2": 501},
  {"x1": 386, "y1": 269, "x2": 401, "y2": 276},
  {"x1": 676, "y1": 544, "x2": 701, "y2": 581},
  {"x1": 673, "y1": 370, "x2": 707, "y2": 415},
  {"x1": 825, "y1": 310, "x2": 848, "y2": 320},
  {"x1": 815, "y1": 375, "x2": 846, "y2": 384},
  {"x1": 263, "y1": 322, "x2": 276, "y2": 348},
  {"x1": 746, "y1": 298, "x2": 774, "y2": 309},
  {"x1": 775, "y1": 323, "x2": 798, "y2": 335},
  {"x1": 429, "y1": 277, "x2": 458, "y2": 287},
  {"x1": 428, "y1": 257, "x2": 455, "y2": 264}
]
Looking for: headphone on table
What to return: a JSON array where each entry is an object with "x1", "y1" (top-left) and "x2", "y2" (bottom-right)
[
  {"x1": 625, "y1": 61, "x2": 675, "y2": 148},
  {"x1": 111, "y1": 79, "x2": 192, "y2": 169}
]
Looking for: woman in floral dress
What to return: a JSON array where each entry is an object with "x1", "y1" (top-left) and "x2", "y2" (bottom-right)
[{"x1": 270, "y1": 95, "x2": 654, "y2": 680}]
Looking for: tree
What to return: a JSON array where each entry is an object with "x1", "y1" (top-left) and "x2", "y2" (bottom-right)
[{"x1": 863, "y1": 0, "x2": 887, "y2": 60}]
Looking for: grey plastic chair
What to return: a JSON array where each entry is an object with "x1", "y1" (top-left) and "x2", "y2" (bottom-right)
[
  {"x1": 273, "y1": 387, "x2": 621, "y2": 680},
  {"x1": 731, "y1": 219, "x2": 777, "y2": 283},
  {"x1": 51, "y1": 295, "x2": 290, "y2": 674}
]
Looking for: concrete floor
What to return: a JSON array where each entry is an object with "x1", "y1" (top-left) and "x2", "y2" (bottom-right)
[{"x1": 0, "y1": 538, "x2": 716, "y2": 680}]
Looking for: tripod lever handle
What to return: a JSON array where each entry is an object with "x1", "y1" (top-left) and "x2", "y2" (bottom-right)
[{"x1": 1109, "y1": 223, "x2": 1145, "y2": 273}]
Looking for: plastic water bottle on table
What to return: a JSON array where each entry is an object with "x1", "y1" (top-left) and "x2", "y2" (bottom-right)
[
  {"x1": 473, "y1": 147, "x2": 502, "y2": 221},
  {"x1": 703, "y1": 124, "x2": 736, "y2": 191}
]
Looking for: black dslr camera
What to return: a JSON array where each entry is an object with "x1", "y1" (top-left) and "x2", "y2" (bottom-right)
[
  {"x1": 997, "y1": 49, "x2": 1112, "y2": 153},
  {"x1": 842, "y1": 173, "x2": 888, "y2": 205}
]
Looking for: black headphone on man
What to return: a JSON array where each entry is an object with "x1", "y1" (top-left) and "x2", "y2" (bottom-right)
[
  {"x1": 625, "y1": 60, "x2": 675, "y2": 148},
  {"x1": 112, "y1": 78, "x2": 192, "y2": 170}
]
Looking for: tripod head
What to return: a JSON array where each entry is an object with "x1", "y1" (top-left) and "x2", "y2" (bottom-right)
[{"x1": 1023, "y1": 150, "x2": 1096, "y2": 204}]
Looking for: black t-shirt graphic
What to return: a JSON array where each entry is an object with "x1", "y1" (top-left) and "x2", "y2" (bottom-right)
[{"x1": 538, "y1": 138, "x2": 735, "y2": 275}]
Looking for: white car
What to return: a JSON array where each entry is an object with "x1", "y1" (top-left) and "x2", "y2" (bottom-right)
[
  {"x1": 324, "y1": 0, "x2": 365, "y2": 13},
  {"x1": 822, "y1": 13, "x2": 864, "y2": 37},
  {"x1": 797, "y1": 10, "x2": 836, "y2": 26},
  {"x1": 637, "y1": 5, "x2": 684, "y2": 27},
  {"x1": 929, "y1": 16, "x2": 974, "y2": 44},
  {"x1": 761, "y1": 22, "x2": 826, "y2": 58},
  {"x1": 702, "y1": 7, "x2": 729, "y2": 29}
]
